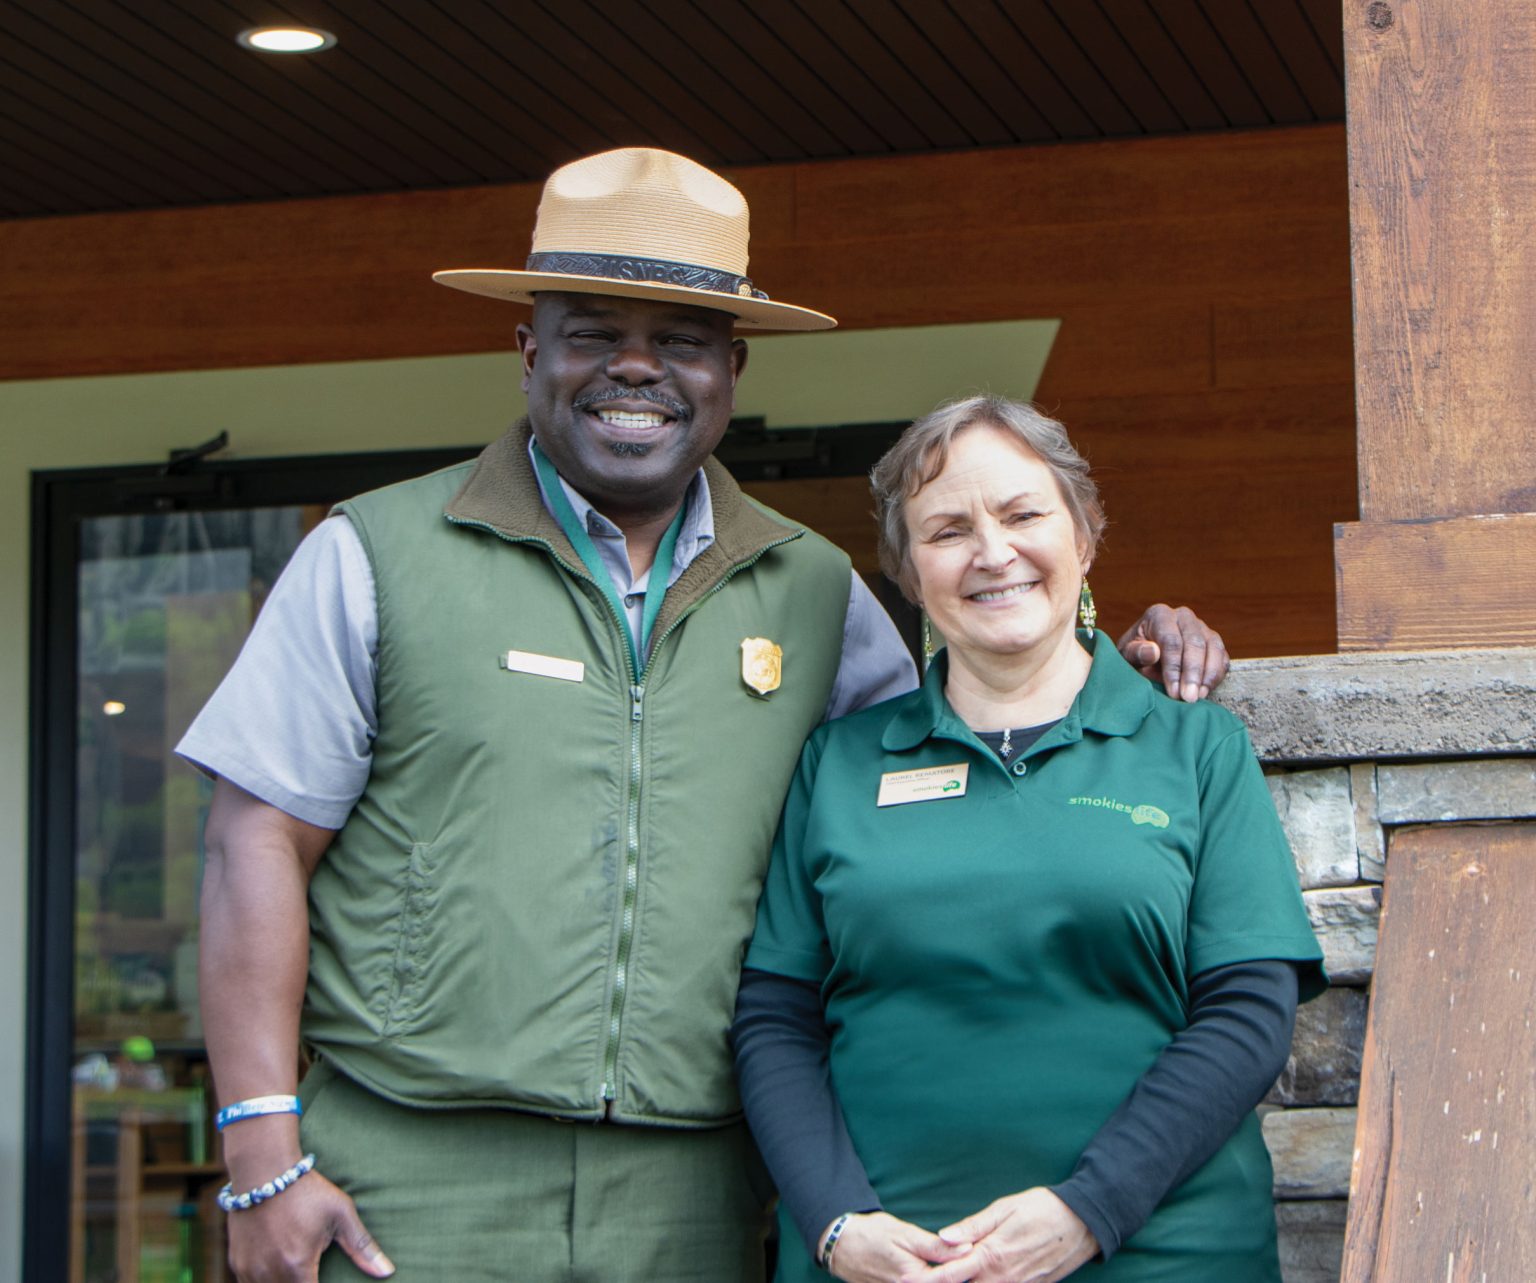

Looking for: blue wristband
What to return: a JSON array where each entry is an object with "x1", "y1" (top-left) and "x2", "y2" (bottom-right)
[
  {"x1": 819, "y1": 1213, "x2": 852, "y2": 1272},
  {"x1": 215, "y1": 1094, "x2": 303, "y2": 1131}
]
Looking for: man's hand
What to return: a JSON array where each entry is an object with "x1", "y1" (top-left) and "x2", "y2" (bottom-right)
[
  {"x1": 903, "y1": 1188, "x2": 1097, "y2": 1283},
  {"x1": 1117, "y1": 605, "x2": 1228, "y2": 702},
  {"x1": 226, "y1": 1170, "x2": 394, "y2": 1281},
  {"x1": 821, "y1": 1211, "x2": 968, "y2": 1282}
]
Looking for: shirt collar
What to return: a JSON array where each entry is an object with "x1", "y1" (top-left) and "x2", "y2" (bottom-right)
[
  {"x1": 526, "y1": 435, "x2": 716, "y2": 584},
  {"x1": 881, "y1": 631, "x2": 1156, "y2": 753}
]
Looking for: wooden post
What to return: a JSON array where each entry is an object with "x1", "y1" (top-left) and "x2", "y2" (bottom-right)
[
  {"x1": 1341, "y1": 825, "x2": 1536, "y2": 1281},
  {"x1": 1336, "y1": 0, "x2": 1536, "y2": 650},
  {"x1": 1341, "y1": 4, "x2": 1536, "y2": 1272}
]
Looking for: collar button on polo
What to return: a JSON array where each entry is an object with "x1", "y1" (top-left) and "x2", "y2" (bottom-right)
[{"x1": 1012, "y1": 759, "x2": 1028, "y2": 777}]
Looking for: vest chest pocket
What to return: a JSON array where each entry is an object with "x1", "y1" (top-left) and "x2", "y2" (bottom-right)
[{"x1": 382, "y1": 841, "x2": 438, "y2": 1036}]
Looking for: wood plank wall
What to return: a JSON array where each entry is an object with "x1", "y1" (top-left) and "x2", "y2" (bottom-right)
[{"x1": 1, "y1": 125, "x2": 1355, "y2": 657}]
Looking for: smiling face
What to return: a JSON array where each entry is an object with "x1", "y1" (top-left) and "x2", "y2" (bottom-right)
[
  {"x1": 905, "y1": 423, "x2": 1090, "y2": 666},
  {"x1": 517, "y1": 291, "x2": 748, "y2": 524}
]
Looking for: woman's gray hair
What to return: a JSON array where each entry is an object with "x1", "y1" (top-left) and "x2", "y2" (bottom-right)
[{"x1": 871, "y1": 395, "x2": 1106, "y2": 602}]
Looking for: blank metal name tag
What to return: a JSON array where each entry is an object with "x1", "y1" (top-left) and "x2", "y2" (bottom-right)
[
  {"x1": 500, "y1": 649, "x2": 585, "y2": 683},
  {"x1": 877, "y1": 762, "x2": 969, "y2": 807}
]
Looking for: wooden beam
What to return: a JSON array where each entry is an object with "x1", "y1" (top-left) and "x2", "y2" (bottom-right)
[
  {"x1": 1333, "y1": 513, "x2": 1536, "y2": 651},
  {"x1": 0, "y1": 126, "x2": 1348, "y2": 380},
  {"x1": 1343, "y1": 823, "x2": 1536, "y2": 1281},
  {"x1": 1335, "y1": 512, "x2": 1536, "y2": 650},
  {"x1": 1345, "y1": 1, "x2": 1536, "y2": 521}
]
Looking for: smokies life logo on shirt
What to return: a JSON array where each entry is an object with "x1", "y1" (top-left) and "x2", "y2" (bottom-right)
[{"x1": 1068, "y1": 795, "x2": 1171, "y2": 829}]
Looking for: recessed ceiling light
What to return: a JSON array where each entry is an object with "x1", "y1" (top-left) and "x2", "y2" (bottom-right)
[
  {"x1": 102, "y1": 700, "x2": 127, "y2": 716},
  {"x1": 238, "y1": 25, "x2": 337, "y2": 54}
]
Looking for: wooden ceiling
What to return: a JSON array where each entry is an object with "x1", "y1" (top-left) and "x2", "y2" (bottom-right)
[{"x1": 1, "y1": 0, "x2": 1344, "y2": 220}]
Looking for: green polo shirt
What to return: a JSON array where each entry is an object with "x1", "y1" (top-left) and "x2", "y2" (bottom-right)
[{"x1": 747, "y1": 635, "x2": 1325, "y2": 1282}]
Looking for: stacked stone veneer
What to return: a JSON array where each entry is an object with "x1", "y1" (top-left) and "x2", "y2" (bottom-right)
[{"x1": 1212, "y1": 647, "x2": 1536, "y2": 1283}]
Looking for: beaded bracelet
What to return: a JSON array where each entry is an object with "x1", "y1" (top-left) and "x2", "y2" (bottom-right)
[
  {"x1": 217, "y1": 1153, "x2": 318, "y2": 1212},
  {"x1": 818, "y1": 1212, "x2": 852, "y2": 1273},
  {"x1": 215, "y1": 1094, "x2": 303, "y2": 1132}
]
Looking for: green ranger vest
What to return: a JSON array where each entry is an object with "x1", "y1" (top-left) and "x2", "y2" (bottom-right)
[{"x1": 305, "y1": 427, "x2": 851, "y2": 1126}]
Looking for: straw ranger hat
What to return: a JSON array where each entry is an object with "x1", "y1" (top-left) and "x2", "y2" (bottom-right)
[{"x1": 433, "y1": 148, "x2": 835, "y2": 332}]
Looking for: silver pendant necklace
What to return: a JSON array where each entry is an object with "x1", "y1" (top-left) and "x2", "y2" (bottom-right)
[{"x1": 1000, "y1": 726, "x2": 1013, "y2": 758}]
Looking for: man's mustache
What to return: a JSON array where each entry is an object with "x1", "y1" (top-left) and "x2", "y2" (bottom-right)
[{"x1": 572, "y1": 387, "x2": 691, "y2": 421}]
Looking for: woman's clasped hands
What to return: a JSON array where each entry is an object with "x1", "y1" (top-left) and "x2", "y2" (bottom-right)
[
  {"x1": 821, "y1": 1212, "x2": 968, "y2": 1283},
  {"x1": 827, "y1": 1189, "x2": 1099, "y2": 1283}
]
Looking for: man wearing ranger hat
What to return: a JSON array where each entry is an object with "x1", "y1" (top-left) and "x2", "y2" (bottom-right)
[{"x1": 180, "y1": 147, "x2": 1225, "y2": 1281}]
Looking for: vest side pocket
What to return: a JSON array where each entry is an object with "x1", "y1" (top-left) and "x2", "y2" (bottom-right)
[{"x1": 382, "y1": 841, "x2": 437, "y2": 1037}]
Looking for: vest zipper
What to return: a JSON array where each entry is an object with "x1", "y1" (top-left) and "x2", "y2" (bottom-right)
[
  {"x1": 598, "y1": 534, "x2": 801, "y2": 1105},
  {"x1": 600, "y1": 681, "x2": 646, "y2": 1104},
  {"x1": 446, "y1": 517, "x2": 803, "y2": 1114}
]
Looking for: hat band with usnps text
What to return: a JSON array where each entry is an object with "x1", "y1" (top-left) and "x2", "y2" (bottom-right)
[{"x1": 524, "y1": 252, "x2": 769, "y2": 301}]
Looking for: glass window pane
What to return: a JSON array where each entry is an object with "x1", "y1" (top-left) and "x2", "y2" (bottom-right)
[{"x1": 71, "y1": 506, "x2": 319, "y2": 1283}]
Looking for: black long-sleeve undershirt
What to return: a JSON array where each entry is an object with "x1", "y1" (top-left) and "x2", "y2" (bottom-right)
[{"x1": 731, "y1": 958, "x2": 1299, "y2": 1261}]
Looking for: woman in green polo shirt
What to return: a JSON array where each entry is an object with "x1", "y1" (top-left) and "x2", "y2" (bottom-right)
[{"x1": 733, "y1": 396, "x2": 1326, "y2": 1283}]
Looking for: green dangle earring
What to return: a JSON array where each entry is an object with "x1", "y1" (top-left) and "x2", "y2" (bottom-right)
[{"x1": 1078, "y1": 580, "x2": 1097, "y2": 638}]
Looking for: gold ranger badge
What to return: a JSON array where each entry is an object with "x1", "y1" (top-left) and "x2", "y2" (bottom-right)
[{"x1": 740, "y1": 637, "x2": 783, "y2": 696}]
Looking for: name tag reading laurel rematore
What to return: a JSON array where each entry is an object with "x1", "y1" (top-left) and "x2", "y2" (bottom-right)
[
  {"x1": 877, "y1": 762, "x2": 969, "y2": 807},
  {"x1": 500, "y1": 650, "x2": 585, "y2": 683}
]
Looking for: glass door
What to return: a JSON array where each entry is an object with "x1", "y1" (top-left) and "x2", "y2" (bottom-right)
[
  {"x1": 72, "y1": 505, "x2": 314, "y2": 1282},
  {"x1": 27, "y1": 449, "x2": 476, "y2": 1283}
]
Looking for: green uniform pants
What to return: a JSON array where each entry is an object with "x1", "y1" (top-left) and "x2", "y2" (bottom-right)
[{"x1": 300, "y1": 1059, "x2": 774, "y2": 1282}]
